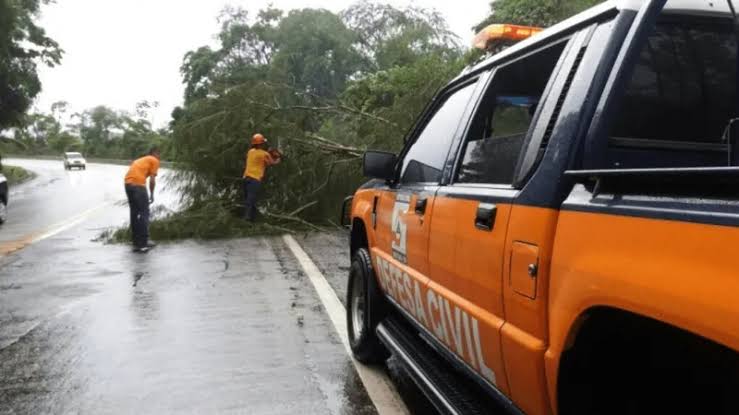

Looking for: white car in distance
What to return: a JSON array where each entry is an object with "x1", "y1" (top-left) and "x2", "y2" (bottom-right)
[{"x1": 63, "y1": 152, "x2": 86, "y2": 170}]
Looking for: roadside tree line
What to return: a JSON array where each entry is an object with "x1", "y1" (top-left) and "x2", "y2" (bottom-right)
[{"x1": 0, "y1": 101, "x2": 171, "y2": 160}]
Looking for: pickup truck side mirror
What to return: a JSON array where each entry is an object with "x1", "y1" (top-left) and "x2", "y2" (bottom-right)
[{"x1": 363, "y1": 151, "x2": 397, "y2": 181}]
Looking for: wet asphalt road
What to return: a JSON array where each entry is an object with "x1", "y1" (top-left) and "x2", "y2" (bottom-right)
[
  {"x1": 0, "y1": 159, "x2": 440, "y2": 415},
  {"x1": 0, "y1": 158, "x2": 178, "y2": 255}
]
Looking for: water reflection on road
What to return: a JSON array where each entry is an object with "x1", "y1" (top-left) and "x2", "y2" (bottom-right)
[{"x1": 0, "y1": 159, "x2": 440, "y2": 414}]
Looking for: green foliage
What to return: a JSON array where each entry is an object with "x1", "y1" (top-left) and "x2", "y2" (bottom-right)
[
  {"x1": 341, "y1": 3, "x2": 460, "y2": 71},
  {"x1": 271, "y1": 9, "x2": 363, "y2": 98},
  {"x1": 3, "y1": 101, "x2": 169, "y2": 160},
  {"x1": 340, "y1": 54, "x2": 465, "y2": 154},
  {"x1": 1, "y1": 164, "x2": 34, "y2": 186},
  {"x1": 0, "y1": 0, "x2": 62, "y2": 130},
  {"x1": 104, "y1": 201, "x2": 307, "y2": 243},
  {"x1": 74, "y1": 104, "x2": 168, "y2": 159},
  {"x1": 493, "y1": 105, "x2": 532, "y2": 136},
  {"x1": 475, "y1": 0, "x2": 605, "y2": 30},
  {"x1": 168, "y1": 3, "x2": 466, "y2": 231}
]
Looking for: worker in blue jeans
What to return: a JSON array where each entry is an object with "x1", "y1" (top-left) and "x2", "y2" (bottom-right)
[
  {"x1": 124, "y1": 148, "x2": 161, "y2": 252},
  {"x1": 243, "y1": 134, "x2": 281, "y2": 221}
]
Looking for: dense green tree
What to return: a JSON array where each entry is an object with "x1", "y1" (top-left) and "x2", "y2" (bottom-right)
[
  {"x1": 340, "y1": 54, "x2": 465, "y2": 152},
  {"x1": 181, "y1": 46, "x2": 222, "y2": 104},
  {"x1": 0, "y1": 0, "x2": 62, "y2": 130},
  {"x1": 475, "y1": 0, "x2": 604, "y2": 30},
  {"x1": 17, "y1": 112, "x2": 60, "y2": 144},
  {"x1": 180, "y1": 7, "x2": 281, "y2": 105},
  {"x1": 269, "y1": 9, "x2": 362, "y2": 98},
  {"x1": 341, "y1": 3, "x2": 460, "y2": 70},
  {"x1": 2, "y1": 100, "x2": 167, "y2": 158},
  {"x1": 48, "y1": 131, "x2": 79, "y2": 153},
  {"x1": 75, "y1": 106, "x2": 120, "y2": 155},
  {"x1": 169, "y1": 4, "x2": 467, "y2": 224}
]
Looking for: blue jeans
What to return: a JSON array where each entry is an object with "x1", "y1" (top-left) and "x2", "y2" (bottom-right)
[
  {"x1": 125, "y1": 184, "x2": 149, "y2": 247},
  {"x1": 243, "y1": 177, "x2": 262, "y2": 220}
]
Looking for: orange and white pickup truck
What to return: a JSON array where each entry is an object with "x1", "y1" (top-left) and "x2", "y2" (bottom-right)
[{"x1": 342, "y1": 1, "x2": 739, "y2": 414}]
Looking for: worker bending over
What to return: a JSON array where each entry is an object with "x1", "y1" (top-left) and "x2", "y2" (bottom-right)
[{"x1": 124, "y1": 147, "x2": 160, "y2": 252}]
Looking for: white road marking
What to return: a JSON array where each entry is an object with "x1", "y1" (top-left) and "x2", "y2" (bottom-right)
[
  {"x1": 283, "y1": 234, "x2": 410, "y2": 415},
  {"x1": 0, "y1": 202, "x2": 112, "y2": 256},
  {"x1": 30, "y1": 203, "x2": 112, "y2": 243}
]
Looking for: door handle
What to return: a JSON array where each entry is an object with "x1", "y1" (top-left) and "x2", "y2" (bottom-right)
[
  {"x1": 475, "y1": 203, "x2": 497, "y2": 231},
  {"x1": 415, "y1": 198, "x2": 428, "y2": 215}
]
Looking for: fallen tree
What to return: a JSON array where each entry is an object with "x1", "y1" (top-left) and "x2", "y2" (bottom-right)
[{"x1": 103, "y1": 4, "x2": 464, "y2": 241}]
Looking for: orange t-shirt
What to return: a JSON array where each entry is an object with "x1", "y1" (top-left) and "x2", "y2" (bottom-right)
[
  {"x1": 243, "y1": 149, "x2": 274, "y2": 181},
  {"x1": 125, "y1": 155, "x2": 160, "y2": 186}
]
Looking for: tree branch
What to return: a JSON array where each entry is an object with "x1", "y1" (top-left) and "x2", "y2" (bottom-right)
[
  {"x1": 292, "y1": 140, "x2": 363, "y2": 158},
  {"x1": 263, "y1": 210, "x2": 324, "y2": 232},
  {"x1": 287, "y1": 200, "x2": 319, "y2": 217}
]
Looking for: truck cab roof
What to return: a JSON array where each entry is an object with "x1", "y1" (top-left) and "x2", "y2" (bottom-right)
[{"x1": 460, "y1": 0, "x2": 734, "y2": 83}]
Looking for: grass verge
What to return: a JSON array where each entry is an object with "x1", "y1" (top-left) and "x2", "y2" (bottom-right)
[{"x1": 2, "y1": 165, "x2": 35, "y2": 186}]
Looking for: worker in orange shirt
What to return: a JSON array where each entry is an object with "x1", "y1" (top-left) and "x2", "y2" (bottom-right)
[
  {"x1": 243, "y1": 133, "x2": 280, "y2": 221},
  {"x1": 124, "y1": 147, "x2": 161, "y2": 252}
]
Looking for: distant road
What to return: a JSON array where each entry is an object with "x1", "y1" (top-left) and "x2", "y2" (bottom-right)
[{"x1": 0, "y1": 158, "x2": 176, "y2": 255}]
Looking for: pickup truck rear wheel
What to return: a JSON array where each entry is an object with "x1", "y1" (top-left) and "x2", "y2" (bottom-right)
[{"x1": 347, "y1": 248, "x2": 390, "y2": 364}]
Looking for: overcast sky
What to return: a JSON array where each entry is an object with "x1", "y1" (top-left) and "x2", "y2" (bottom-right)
[{"x1": 35, "y1": 0, "x2": 490, "y2": 128}]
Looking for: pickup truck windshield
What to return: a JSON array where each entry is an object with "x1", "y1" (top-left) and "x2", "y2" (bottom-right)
[{"x1": 608, "y1": 15, "x2": 737, "y2": 169}]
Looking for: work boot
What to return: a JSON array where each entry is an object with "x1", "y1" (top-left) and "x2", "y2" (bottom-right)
[{"x1": 133, "y1": 246, "x2": 150, "y2": 253}]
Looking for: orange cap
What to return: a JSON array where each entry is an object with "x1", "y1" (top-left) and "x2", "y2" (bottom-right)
[{"x1": 251, "y1": 133, "x2": 266, "y2": 145}]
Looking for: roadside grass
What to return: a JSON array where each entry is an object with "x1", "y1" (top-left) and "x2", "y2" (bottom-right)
[
  {"x1": 2, "y1": 165, "x2": 35, "y2": 186},
  {"x1": 100, "y1": 200, "x2": 320, "y2": 243}
]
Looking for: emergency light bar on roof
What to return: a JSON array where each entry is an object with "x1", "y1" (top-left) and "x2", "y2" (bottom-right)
[{"x1": 473, "y1": 24, "x2": 544, "y2": 51}]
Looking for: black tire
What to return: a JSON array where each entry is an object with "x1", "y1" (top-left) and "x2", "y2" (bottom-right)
[{"x1": 346, "y1": 248, "x2": 390, "y2": 363}]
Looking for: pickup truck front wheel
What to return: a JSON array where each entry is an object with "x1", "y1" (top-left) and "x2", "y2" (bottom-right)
[
  {"x1": 347, "y1": 248, "x2": 390, "y2": 364},
  {"x1": 0, "y1": 200, "x2": 6, "y2": 224}
]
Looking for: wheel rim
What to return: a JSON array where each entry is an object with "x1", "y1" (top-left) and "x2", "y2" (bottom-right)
[
  {"x1": 0, "y1": 202, "x2": 6, "y2": 222},
  {"x1": 351, "y1": 273, "x2": 366, "y2": 341}
]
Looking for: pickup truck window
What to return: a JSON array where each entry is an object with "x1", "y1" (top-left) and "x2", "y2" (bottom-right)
[
  {"x1": 400, "y1": 81, "x2": 477, "y2": 184},
  {"x1": 608, "y1": 16, "x2": 737, "y2": 168},
  {"x1": 456, "y1": 41, "x2": 567, "y2": 184}
]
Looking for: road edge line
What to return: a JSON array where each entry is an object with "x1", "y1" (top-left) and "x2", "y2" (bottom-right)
[
  {"x1": 0, "y1": 202, "x2": 112, "y2": 256},
  {"x1": 282, "y1": 234, "x2": 410, "y2": 415},
  {"x1": 30, "y1": 203, "x2": 111, "y2": 244}
]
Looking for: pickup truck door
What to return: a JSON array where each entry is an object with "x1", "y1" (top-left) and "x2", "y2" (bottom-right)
[
  {"x1": 426, "y1": 31, "x2": 583, "y2": 407},
  {"x1": 371, "y1": 80, "x2": 481, "y2": 329},
  {"x1": 427, "y1": 182, "x2": 515, "y2": 392}
]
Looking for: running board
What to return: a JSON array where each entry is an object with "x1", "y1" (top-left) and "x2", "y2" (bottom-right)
[{"x1": 377, "y1": 316, "x2": 513, "y2": 415}]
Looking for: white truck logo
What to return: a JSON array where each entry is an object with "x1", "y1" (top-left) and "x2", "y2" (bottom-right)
[{"x1": 391, "y1": 194, "x2": 410, "y2": 263}]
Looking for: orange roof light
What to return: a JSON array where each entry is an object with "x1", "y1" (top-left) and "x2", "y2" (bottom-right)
[{"x1": 473, "y1": 24, "x2": 543, "y2": 50}]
